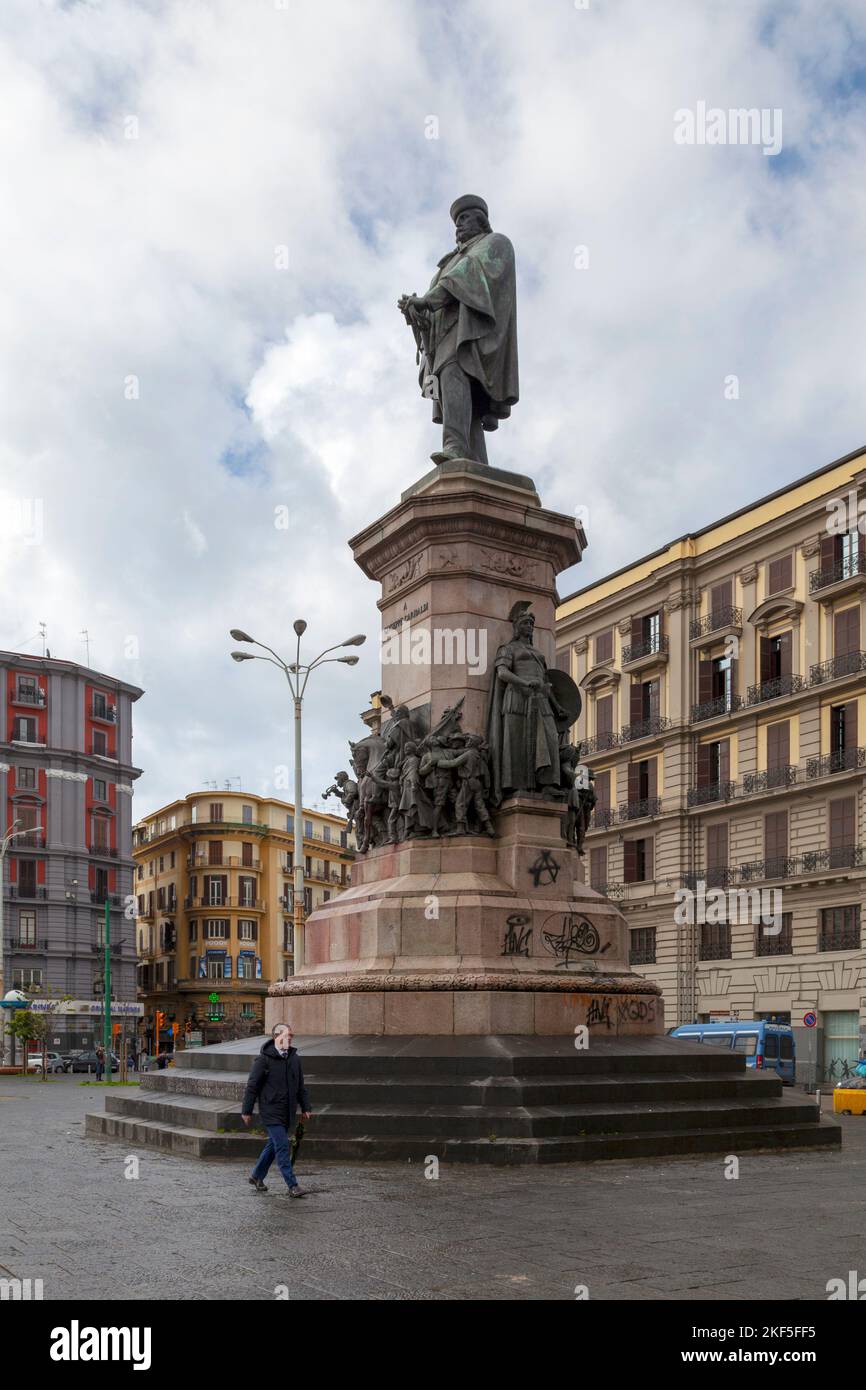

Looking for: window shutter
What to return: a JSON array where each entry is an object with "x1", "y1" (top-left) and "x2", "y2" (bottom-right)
[
  {"x1": 590, "y1": 846, "x2": 607, "y2": 889},
  {"x1": 594, "y1": 770, "x2": 610, "y2": 810},
  {"x1": 698, "y1": 658, "x2": 712, "y2": 705},
  {"x1": 844, "y1": 699, "x2": 858, "y2": 749},
  {"x1": 628, "y1": 763, "x2": 640, "y2": 802},
  {"x1": 596, "y1": 694, "x2": 612, "y2": 735},
  {"x1": 224, "y1": 954, "x2": 233, "y2": 980},
  {"x1": 555, "y1": 647, "x2": 571, "y2": 674},
  {"x1": 819, "y1": 534, "x2": 836, "y2": 572},
  {"x1": 760, "y1": 637, "x2": 772, "y2": 684},
  {"x1": 710, "y1": 579, "x2": 732, "y2": 616},
  {"x1": 656, "y1": 609, "x2": 664, "y2": 639},
  {"x1": 629, "y1": 681, "x2": 644, "y2": 724},
  {"x1": 766, "y1": 721, "x2": 789, "y2": 770},
  {"x1": 647, "y1": 757, "x2": 658, "y2": 799},
  {"x1": 623, "y1": 840, "x2": 637, "y2": 883},
  {"x1": 718, "y1": 739, "x2": 730, "y2": 784},
  {"x1": 595, "y1": 629, "x2": 613, "y2": 664},
  {"x1": 764, "y1": 811, "x2": 788, "y2": 861},
  {"x1": 834, "y1": 607, "x2": 859, "y2": 657},
  {"x1": 829, "y1": 796, "x2": 855, "y2": 850},
  {"x1": 768, "y1": 555, "x2": 792, "y2": 594},
  {"x1": 707, "y1": 822, "x2": 728, "y2": 870},
  {"x1": 646, "y1": 679, "x2": 660, "y2": 719},
  {"x1": 696, "y1": 742, "x2": 712, "y2": 788},
  {"x1": 630, "y1": 616, "x2": 643, "y2": 648},
  {"x1": 777, "y1": 631, "x2": 792, "y2": 678},
  {"x1": 643, "y1": 839, "x2": 654, "y2": 881}
]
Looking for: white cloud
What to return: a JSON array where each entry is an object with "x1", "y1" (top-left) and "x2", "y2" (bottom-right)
[{"x1": 1, "y1": 0, "x2": 865, "y2": 814}]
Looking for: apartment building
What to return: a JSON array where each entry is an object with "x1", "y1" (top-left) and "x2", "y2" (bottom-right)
[
  {"x1": 0, "y1": 650, "x2": 144, "y2": 1053},
  {"x1": 556, "y1": 446, "x2": 866, "y2": 1083},
  {"x1": 133, "y1": 792, "x2": 353, "y2": 1050}
]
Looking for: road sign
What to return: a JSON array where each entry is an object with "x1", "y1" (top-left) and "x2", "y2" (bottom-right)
[{"x1": 803, "y1": 1011, "x2": 818, "y2": 1028}]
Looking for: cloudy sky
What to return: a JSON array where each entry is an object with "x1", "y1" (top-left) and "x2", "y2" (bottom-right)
[{"x1": 2, "y1": 0, "x2": 865, "y2": 819}]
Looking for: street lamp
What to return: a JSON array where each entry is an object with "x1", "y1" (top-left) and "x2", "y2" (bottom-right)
[
  {"x1": 0, "y1": 818, "x2": 44, "y2": 1067},
  {"x1": 229, "y1": 624, "x2": 365, "y2": 972}
]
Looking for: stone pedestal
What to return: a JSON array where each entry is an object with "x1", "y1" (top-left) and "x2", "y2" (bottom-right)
[{"x1": 267, "y1": 457, "x2": 663, "y2": 1037}]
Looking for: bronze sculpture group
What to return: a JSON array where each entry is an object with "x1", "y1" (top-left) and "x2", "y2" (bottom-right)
[{"x1": 324, "y1": 603, "x2": 597, "y2": 854}]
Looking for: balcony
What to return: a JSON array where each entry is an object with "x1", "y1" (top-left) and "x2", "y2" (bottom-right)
[
  {"x1": 746, "y1": 674, "x2": 806, "y2": 706},
  {"x1": 687, "y1": 781, "x2": 736, "y2": 807},
  {"x1": 90, "y1": 941, "x2": 122, "y2": 955},
  {"x1": 581, "y1": 730, "x2": 620, "y2": 755},
  {"x1": 182, "y1": 819, "x2": 269, "y2": 835},
  {"x1": 619, "y1": 715, "x2": 672, "y2": 745},
  {"x1": 806, "y1": 747, "x2": 866, "y2": 779},
  {"x1": 739, "y1": 856, "x2": 798, "y2": 882},
  {"x1": 592, "y1": 807, "x2": 616, "y2": 829},
  {"x1": 187, "y1": 854, "x2": 263, "y2": 871},
  {"x1": 809, "y1": 650, "x2": 866, "y2": 685},
  {"x1": 90, "y1": 744, "x2": 116, "y2": 759},
  {"x1": 14, "y1": 829, "x2": 45, "y2": 849},
  {"x1": 683, "y1": 868, "x2": 736, "y2": 890},
  {"x1": 8, "y1": 885, "x2": 47, "y2": 900},
  {"x1": 690, "y1": 694, "x2": 743, "y2": 724},
  {"x1": 91, "y1": 703, "x2": 117, "y2": 723},
  {"x1": 741, "y1": 765, "x2": 798, "y2": 794},
  {"x1": 90, "y1": 892, "x2": 121, "y2": 906},
  {"x1": 618, "y1": 797, "x2": 663, "y2": 822},
  {"x1": 13, "y1": 687, "x2": 45, "y2": 707},
  {"x1": 592, "y1": 881, "x2": 626, "y2": 899},
  {"x1": 89, "y1": 843, "x2": 119, "y2": 858},
  {"x1": 738, "y1": 847, "x2": 863, "y2": 882},
  {"x1": 186, "y1": 897, "x2": 266, "y2": 911},
  {"x1": 621, "y1": 634, "x2": 669, "y2": 668},
  {"x1": 689, "y1": 607, "x2": 743, "y2": 642},
  {"x1": 810, "y1": 556, "x2": 866, "y2": 594},
  {"x1": 13, "y1": 938, "x2": 48, "y2": 951}
]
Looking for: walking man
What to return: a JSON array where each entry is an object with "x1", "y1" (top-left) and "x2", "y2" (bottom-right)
[{"x1": 242, "y1": 1023, "x2": 312, "y2": 1197}]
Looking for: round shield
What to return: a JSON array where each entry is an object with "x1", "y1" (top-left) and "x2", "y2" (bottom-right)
[{"x1": 548, "y1": 668, "x2": 582, "y2": 732}]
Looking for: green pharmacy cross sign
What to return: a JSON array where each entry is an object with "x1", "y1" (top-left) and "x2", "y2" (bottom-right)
[{"x1": 207, "y1": 991, "x2": 221, "y2": 1022}]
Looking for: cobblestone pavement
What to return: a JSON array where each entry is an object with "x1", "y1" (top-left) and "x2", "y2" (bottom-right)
[{"x1": 0, "y1": 1074, "x2": 862, "y2": 1301}]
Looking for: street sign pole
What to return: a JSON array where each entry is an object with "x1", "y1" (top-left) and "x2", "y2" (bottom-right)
[{"x1": 103, "y1": 898, "x2": 111, "y2": 1081}]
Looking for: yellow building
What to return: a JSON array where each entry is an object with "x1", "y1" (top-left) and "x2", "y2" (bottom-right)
[
  {"x1": 556, "y1": 445, "x2": 866, "y2": 1083},
  {"x1": 132, "y1": 792, "x2": 353, "y2": 1050}
]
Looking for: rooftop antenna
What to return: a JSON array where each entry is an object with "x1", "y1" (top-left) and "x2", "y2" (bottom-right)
[
  {"x1": 39, "y1": 621, "x2": 47, "y2": 657},
  {"x1": 81, "y1": 629, "x2": 90, "y2": 666}
]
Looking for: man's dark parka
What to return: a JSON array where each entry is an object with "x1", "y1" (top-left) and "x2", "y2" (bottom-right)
[{"x1": 242, "y1": 1040, "x2": 311, "y2": 1126}]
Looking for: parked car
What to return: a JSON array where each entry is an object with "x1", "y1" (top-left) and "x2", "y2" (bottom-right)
[
  {"x1": 670, "y1": 1020, "x2": 796, "y2": 1084},
  {"x1": 68, "y1": 1050, "x2": 120, "y2": 1073},
  {"x1": 26, "y1": 1051, "x2": 69, "y2": 1074}
]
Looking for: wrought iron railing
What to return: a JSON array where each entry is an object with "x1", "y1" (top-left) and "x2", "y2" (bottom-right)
[
  {"x1": 14, "y1": 687, "x2": 45, "y2": 706},
  {"x1": 618, "y1": 797, "x2": 663, "y2": 821},
  {"x1": 622, "y1": 634, "x2": 669, "y2": 664},
  {"x1": 593, "y1": 881, "x2": 626, "y2": 899},
  {"x1": 699, "y1": 939, "x2": 732, "y2": 961},
  {"x1": 810, "y1": 557, "x2": 864, "y2": 593},
  {"x1": 806, "y1": 747, "x2": 866, "y2": 779},
  {"x1": 9, "y1": 885, "x2": 47, "y2": 899},
  {"x1": 687, "y1": 781, "x2": 736, "y2": 806},
  {"x1": 619, "y1": 715, "x2": 672, "y2": 744},
  {"x1": 755, "y1": 931, "x2": 793, "y2": 957},
  {"x1": 809, "y1": 651, "x2": 866, "y2": 684},
  {"x1": 14, "y1": 938, "x2": 47, "y2": 951},
  {"x1": 746, "y1": 674, "x2": 806, "y2": 705},
  {"x1": 690, "y1": 694, "x2": 743, "y2": 723},
  {"x1": 683, "y1": 868, "x2": 736, "y2": 890},
  {"x1": 741, "y1": 765, "x2": 798, "y2": 794},
  {"x1": 89, "y1": 843, "x2": 118, "y2": 857},
  {"x1": 689, "y1": 606, "x2": 742, "y2": 640},
  {"x1": 581, "y1": 731, "x2": 620, "y2": 755},
  {"x1": 818, "y1": 930, "x2": 861, "y2": 953},
  {"x1": 739, "y1": 856, "x2": 798, "y2": 882},
  {"x1": 592, "y1": 807, "x2": 616, "y2": 829},
  {"x1": 629, "y1": 947, "x2": 657, "y2": 965}
]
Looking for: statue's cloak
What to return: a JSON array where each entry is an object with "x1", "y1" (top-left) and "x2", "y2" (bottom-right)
[{"x1": 426, "y1": 231, "x2": 519, "y2": 423}]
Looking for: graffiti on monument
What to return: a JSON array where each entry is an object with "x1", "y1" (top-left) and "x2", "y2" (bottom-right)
[
  {"x1": 501, "y1": 913, "x2": 533, "y2": 958},
  {"x1": 542, "y1": 913, "x2": 610, "y2": 967},
  {"x1": 586, "y1": 996, "x2": 612, "y2": 1030},
  {"x1": 616, "y1": 997, "x2": 656, "y2": 1025},
  {"x1": 528, "y1": 850, "x2": 560, "y2": 887}
]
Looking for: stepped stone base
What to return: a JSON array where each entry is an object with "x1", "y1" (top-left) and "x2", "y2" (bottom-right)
[{"x1": 84, "y1": 1033, "x2": 841, "y2": 1165}]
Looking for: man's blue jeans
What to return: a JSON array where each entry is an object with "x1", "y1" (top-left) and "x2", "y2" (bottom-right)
[{"x1": 251, "y1": 1123, "x2": 298, "y2": 1189}]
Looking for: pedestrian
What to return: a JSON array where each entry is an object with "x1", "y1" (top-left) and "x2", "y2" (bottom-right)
[
  {"x1": 95, "y1": 1045, "x2": 105, "y2": 1083},
  {"x1": 129, "y1": 1045, "x2": 138, "y2": 1073},
  {"x1": 242, "y1": 1023, "x2": 312, "y2": 1197},
  {"x1": 157, "y1": 1051, "x2": 167, "y2": 1070}
]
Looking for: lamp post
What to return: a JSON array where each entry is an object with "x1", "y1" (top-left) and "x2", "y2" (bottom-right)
[
  {"x1": 229, "y1": 623, "x2": 365, "y2": 974},
  {"x1": 0, "y1": 818, "x2": 44, "y2": 1067}
]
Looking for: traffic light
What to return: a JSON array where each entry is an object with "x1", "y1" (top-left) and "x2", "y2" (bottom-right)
[{"x1": 155, "y1": 1010, "x2": 166, "y2": 1035}]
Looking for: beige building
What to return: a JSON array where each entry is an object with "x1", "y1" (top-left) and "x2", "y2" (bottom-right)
[
  {"x1": 556, "y1": 445, "x2": 866, "y2": 1082},
  {"x1": 132, "y1": 792, "x2": 353, "y2": 1050}
]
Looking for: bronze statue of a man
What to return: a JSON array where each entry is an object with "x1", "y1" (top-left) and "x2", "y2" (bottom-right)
[
  {"x1": 398, "y1": 195, "x2": 519, "y2": 466},
  {"x1": 485, "y1": 602, "x2": 570, "y2": 804}
]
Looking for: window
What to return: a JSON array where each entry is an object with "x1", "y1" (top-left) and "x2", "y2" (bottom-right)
[
  {"x1": 204, "y1": 919, "x2": 228, "y2": 940},
  {"x1": 91, "y1": 817, "x2": 109, "y2": 850},
  {"x1": 93, "y1": 778, "x2": 107, "y2": 802},
  {"x1": 304, "y1": 820, "x2": 313, "y2": 840},
  {"x1": 627, "y1": 757, "x2": 657, "y2": 806},
  {"x1": 13, "y1": 968, "x2": 42, "y2": 989},
  {"x1": 699, "y1": 921, "x2": 731, "y2": 960},
  {"x1": 323, "y1": 824, "x2": 331, "y2": 843},
  {"x1": 829, "y1": 796, "x2": 857, "y2": 867},
  {"x1": 629, "y1": 927, "x2": 655, "y2": 965},
  {"x1": 188, "y1": 922, "x2": 198, "y2": 942},
  {"x1": 16, "y1": 674, "x2": 38, "y2": 702},
  {"x1": 595, "y1": 628, "x2": 613, "y2": 664},
  {"x1": 209, "y1": 803, "x2": 223, "y2": 823},
  {"x1": 764, "y1": 810, "x2": 788, "y2": 873},
  {"x1": 766, "y1": 721, "x2": 790, "y2": 777},
  {"x1": 323, "y1": 890, "x2": 331, "y2": 903},
  {"x1": 767, "y1": 553, "x2": 793, "y2": 595},
  {"x1": 242, "y1": 842, "x2": 253, "y2": 867},
  {"x1": 629, "y1": 677, "x2": 660, "y2": 726},
  {"x1": 207, "y1": 956, "x2": 225, "y2": 980},
  {"x1": 628, "y1": 611, "x2": 662, "y2": 658},
  {"x1": 589, "y1": 846, "x2": 607, "y2": 890},
  {"x1": 304, "y1": 855, "x2": 312, "y2": 876},
  {"x1": 595, "y1": 694, "x2": 614, "y2": 746},
  {"x1": 283, "y1": 920, "x2": 294, "y2": 952},
  {"x1": 205, "y1": 875, "x2": 226, "y2": 906},
  {"x1": 840, "y1": 528, "x2": 861, "y2": 579},
  {"x1": 239, "y1": 876, "x2": 256, "y2": 907},
  {"x1": 829, "y1": 702, "x2": 858, "y2": 769},
  {"x1": 93, "y1": 692, "x2": 108, "y2": 718},
  {"x1": 237, "y1": 955, "x2": 255, "y2": 979},
  {"x1": 286, "y1": 814, "x2": 294, "y2": 832},
  {"x1": 92, "y1": 729, "x2": 107, "y2": 756},
  {"x1": 732, "y1": 1034, "x2": 758, "y2": 1055},
  {"x1": 706, "y1": 823, "x2": 728, "y2": 887},
  {"x1": 208, "y1": 841, "x2": 223, "y2": 866},
  {"x1": 158, "y1": 856, "x2": 164, "y2": 872},
  {"x1": 709, "y1": 579, "x2": 732, "y2": 622},
  {"x1": 756, "y1": 912, "x2": 792, "y2": 956},
  {"x1": 242, "y1": 805, "x2": 253, "y2": 824},
  {"x1": 170, "y1": 851, "x2": 175, "y2": 868},
  {"x1": 623, "y1": 837, "x2": 653, "y2": 883},
  {"x1": 238, "y1": 920, "x2": 257, "y2": 941},
  {"x1": 834, "y1": 607, "x2": 859, "y2": 658},
  {"x1": 304, "y1": 887, "x2": 312, "y2": 914},
  {"x1": 17, "y1": 910, "x2": 36, "y2": 946},
  {"x1": 13, "y1": 716, "x2": 38, "y2": 743},
  {"x1": 759, "y1": 632, "x2": 792, "y2": 686},
  {"x1": 340, "y1": 830, "x2": 348, "y2": 848},
  {"x1": 16, "y1": 766, "x2": 36, "y2": 789},
  {"x1": 18, "y1": 860, "x2": 37, "y2": 895},
  {"x1": 819, "y1": 905, "x2": 860, "y2": 952}
]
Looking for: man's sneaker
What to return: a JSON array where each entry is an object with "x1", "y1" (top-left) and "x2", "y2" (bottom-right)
[
  {"x1": 289, "y1": 1185, "x2": 305, "y2": 1198},
  {"x1": 248, "y1": 1176, "x2": 267, "y2": 1193}
]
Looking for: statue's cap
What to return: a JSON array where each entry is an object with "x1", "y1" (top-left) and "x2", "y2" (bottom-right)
[{"x1": 450, "y1": 194, "x2": 488, "y2": 222}]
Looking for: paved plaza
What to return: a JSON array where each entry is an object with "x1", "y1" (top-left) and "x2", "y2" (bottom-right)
[{"x1": 0, "y1": 1072, "x2": 863, "y2": 1301}]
